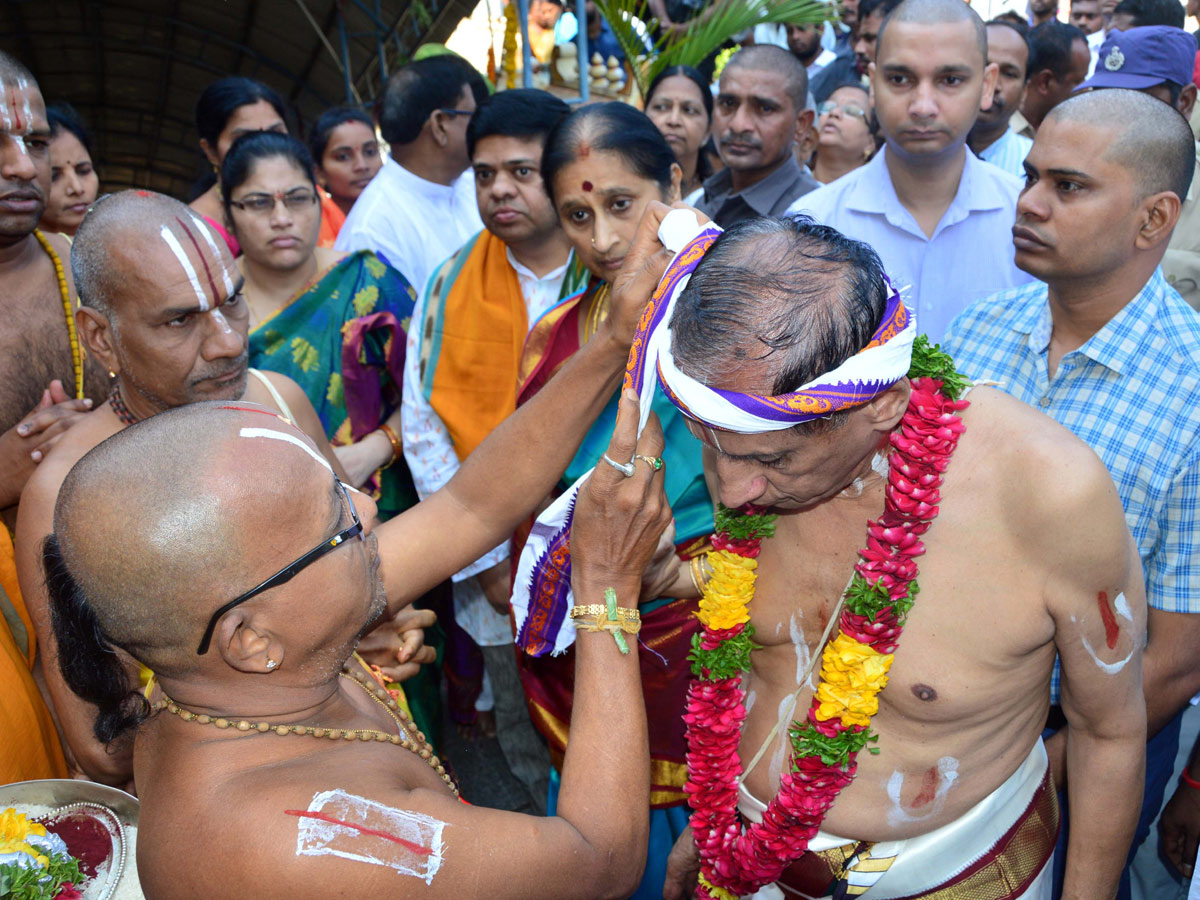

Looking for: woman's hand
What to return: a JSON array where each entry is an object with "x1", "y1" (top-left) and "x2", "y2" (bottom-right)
[
  {"x1": 605, "y1": 202, "x2": 712, "y2": 349},
  {"x1": 571, "y1": 390, "x2": 673, "y2": 603},
  {"x1": 334, "y1": 430, "x2": 394, "y2": 488}
]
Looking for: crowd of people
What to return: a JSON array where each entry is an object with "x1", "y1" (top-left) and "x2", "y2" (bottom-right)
[{"x1": 1, "y1": 0, "x2": 1200, "y2": 897}]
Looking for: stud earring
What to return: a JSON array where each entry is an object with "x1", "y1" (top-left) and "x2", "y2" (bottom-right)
[{"x1": 265, "y1": 658, "x2": 278, "y2": 670}]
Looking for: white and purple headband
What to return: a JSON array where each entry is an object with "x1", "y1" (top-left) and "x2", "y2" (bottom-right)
[{"x1": 511, "y1": 211, "x2": 916, "y2": 656}]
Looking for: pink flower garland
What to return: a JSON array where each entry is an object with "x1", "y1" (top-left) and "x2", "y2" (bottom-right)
[{"x1": 685, "y1": 374, "x2": 969, "y2": 898}]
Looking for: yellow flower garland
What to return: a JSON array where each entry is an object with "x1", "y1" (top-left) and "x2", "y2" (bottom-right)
[
  {"x1": 696, "y1": 559, "x2": 895, "y2": 729},
  {"x1": 697, "y1": 550, "x2": 756, "y2": 631}
]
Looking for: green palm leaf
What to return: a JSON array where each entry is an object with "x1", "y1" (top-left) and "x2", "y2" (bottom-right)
[{"x1": 593, "y1": 0, "x2": 835, "y2": 96}]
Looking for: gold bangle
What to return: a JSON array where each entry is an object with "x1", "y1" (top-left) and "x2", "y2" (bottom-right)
[
  {"x1": 377, "y1": 423, "x2": 402, "y2": 469},
  {"x1": 572, "y1": 588, "x2": 638, "y2": 654},
  {"x1": 570, "y1": 604, "x2": 640, "y2": 622},
  {"x1": 689, "y1": 556, "x2": 711, "y2": 596}
]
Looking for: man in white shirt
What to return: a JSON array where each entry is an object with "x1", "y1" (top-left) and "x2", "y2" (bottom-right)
[
  {"x1": 968, "y1": 19, "x2": 1034, "y2": 178},
  {"x1": 789, "y1": 0, "x2": 1033, "y2": 342},
  {"x1": 401, "y1": 89, "x2": 588, "y2": 813},
  {"x1": 335, "y1": 54, "x2": 488, "y2": 297}
]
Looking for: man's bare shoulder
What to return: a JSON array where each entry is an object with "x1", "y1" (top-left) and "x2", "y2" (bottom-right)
[
  {"x1": 959, "y1": 387, "x2": 1127, "y2": 557},
  {"x1": 29, "y1": 408, "x2": 123, "y2": 499},
  {"x1": 137, "y1": 745, "x2": 476, "y2": 900}
]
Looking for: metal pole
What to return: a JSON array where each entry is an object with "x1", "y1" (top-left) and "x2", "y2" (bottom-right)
[
  {"x1": 375, "y1": 0, "x2": 388, "y2": 81},
  {"x1": 337, "y1": 5, "x2": 354, "y2": 103},
  {"x1": 576, "y1": 0, "x2": 589, "y2": 103},
  {"x1": 517, "y1": 0, "x2": 534, "y2": 88}
]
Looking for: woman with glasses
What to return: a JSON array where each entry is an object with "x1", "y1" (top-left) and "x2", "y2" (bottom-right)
[
  {"x1": 811, "y1": 83, "x2": 878, "y2": 185},
  {"x1": 222, "y1": 131, "x2": 417, "y2": 519},
  {"x1": 189, "y1": 76, "x2": 290, "y2": 257}
]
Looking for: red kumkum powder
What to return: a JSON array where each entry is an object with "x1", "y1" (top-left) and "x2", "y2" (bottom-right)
[{"x1": 44, "y1": 814, "x2": 113, "y2": 878}]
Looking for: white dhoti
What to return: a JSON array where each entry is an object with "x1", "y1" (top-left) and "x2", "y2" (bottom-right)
[{"x1": 737, "y1": 740, "x2": 1058, "y2": 900}]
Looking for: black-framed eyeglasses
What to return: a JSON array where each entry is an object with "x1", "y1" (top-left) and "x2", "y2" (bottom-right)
[
  {"x1": 437, "y1": 107, "x2": 473, "y2": 118},
  {"x1": 196, "y1": 479, "x2": 364, "y2": 655}
]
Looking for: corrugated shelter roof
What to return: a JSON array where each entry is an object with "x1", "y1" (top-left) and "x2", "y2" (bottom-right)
[{"x1": 0, "y1": 0, "x2": 477, "y2": 199}]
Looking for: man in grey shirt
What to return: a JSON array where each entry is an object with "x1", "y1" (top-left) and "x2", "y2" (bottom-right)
[{"x1": 696, "y1": 45, "x2": 820, "y2": 226}]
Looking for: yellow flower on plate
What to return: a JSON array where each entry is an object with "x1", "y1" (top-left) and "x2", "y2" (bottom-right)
[
  {"x1": 697, "y1": 550, "x2": 757, "y2": 630},
  {"x1": 0, "y1": 807, "x2": 48, "y2": 866}
]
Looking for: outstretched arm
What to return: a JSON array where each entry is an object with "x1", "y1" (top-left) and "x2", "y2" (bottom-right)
[
  {"x1": 377, "y1": 202, "x2": 681, "y2": 610},
  {"x1": 1047, "y1": 458, "x2": 1147, "y2": 900},
  {"x1": 247, "y1": 395, "x2": 667, "y2": 899}
]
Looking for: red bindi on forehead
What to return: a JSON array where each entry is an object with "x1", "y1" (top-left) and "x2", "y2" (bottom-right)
[{"x1": 582, "y1": 181, "x2": 593, "y2": 192}]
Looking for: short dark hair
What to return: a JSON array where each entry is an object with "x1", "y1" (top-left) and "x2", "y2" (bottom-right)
[
  {"x1": 670, "y1": 216, "x2": 890, "y2": 432},
  {"x1": 1051, "y1": 88, "x2": 1195, "y2": 199},
  {"x1": 877, "y1": 0, "x2": 989, "y2": 66},
  {"x1": 47, "y1": 103, "x2": 94, "y2": 159},
  {"x1": 722, "y1": 45, "x2": 809, "y2": 112},
  {"x1": 308, "y1": 106, "x2": 374, "y2": 164},
  {"x1": 465, "y1": 89, "x2": 571, "y2": 159},
  {"x1": 858, "y1": 0, "x2": 905, "y2": 22},
  {"x1": 380, "y1": 56, "x2": 489, "y2": 146},
  {"x1": 194, "y1": 77, "x2": 288, "y2": 146},
  {"x1": 541, "y1": 102, "x2": 677, "y2": 207},
  {"x1": 990, "y1": 11, "x2": 1030, "y2": 34},
  {"x1": 1111, "y1": 0, "x2": 1186, "y2": 27},
  {"x1": 220, "y1": 131, "x2": 317, "y2": 222},
  {"x1": 986, "y1": 19, "x2": 1034, "y2": 81},
  {"x1": 1027, "y1": 20, "x2": 1089, "y2": 80}
]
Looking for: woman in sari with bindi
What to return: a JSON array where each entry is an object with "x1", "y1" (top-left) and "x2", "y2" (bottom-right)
[{"x1": 513, "y1": 102, "x2": 713, "y2": 900}]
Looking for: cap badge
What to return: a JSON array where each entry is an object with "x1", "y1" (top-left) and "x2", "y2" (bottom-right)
[{"x1": 1104, "y1": 45, "x2": 1125, "y2": 71}]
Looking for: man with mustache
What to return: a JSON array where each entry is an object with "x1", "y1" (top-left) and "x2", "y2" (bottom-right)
[
  {"x1": 968, "y1": 20, "x2": 1034, "y2": 178},
  {"x1": 790, "y1": 0, "x2": 1033, "y2": 342},
  {"x1": 401, "y1": 88, "x2": 580, "y2": 811},
  {"x1": 0, "y1": 51, "x2": 108, "y2": 785},
  {"x1": 944, "y1": 88, "x2": 1200, "y2": 900},
  {"x1": 695, "y1": 45, "x2": 818, "y2": 228},
  {"x1": 10, "y1": 189, "x2": 414, "y2": 785}
]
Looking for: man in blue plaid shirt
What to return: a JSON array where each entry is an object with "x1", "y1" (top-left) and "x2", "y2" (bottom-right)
[{"x1": 945, "y1": 87, "x2": 1200, "y2": 900}]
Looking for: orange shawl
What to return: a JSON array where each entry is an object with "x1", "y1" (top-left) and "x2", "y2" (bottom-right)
[{"x1": 0, "y1": 527, "x2": 68, "y2": 782}]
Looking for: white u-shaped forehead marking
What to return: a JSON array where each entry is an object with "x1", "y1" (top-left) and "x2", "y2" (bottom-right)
[
  {"x1": 186, "y1": 210, "x2": 235, "y2": 295},
  {"x1": 239, "y1": 426, "x2": 333, "y2": 472},
  {"x1": 160, "y1": 225, "x2": 209, "y2": 311},
  {"x1": 16, "y1": 77, "x2": 32, "y2": 137}
]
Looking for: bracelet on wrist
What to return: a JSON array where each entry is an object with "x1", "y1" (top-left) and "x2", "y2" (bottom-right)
[
  {"x1": 1180, "y1": 769, "x2": 1200, "y2": 791},
  {"x1": 570, "y1": 588, "x2": 639, "y2": 654},
  {"x1": 689, "y1": 556, "x2": 711, "y2": 596},
  {"x1": 377, "y1": 423, "x2": 402, "y2": 470}
]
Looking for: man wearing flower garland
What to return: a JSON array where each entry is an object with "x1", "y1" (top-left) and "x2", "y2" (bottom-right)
[
  {"x1": 945, "y1": 87, "x2": 1200, "y2": 900},
  {"x1": 652, "y1": 215, "x2": 1146, "y2": 900}
]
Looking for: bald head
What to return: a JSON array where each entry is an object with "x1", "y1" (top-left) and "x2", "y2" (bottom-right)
[
  {"x1": 51, "y1": 402, "x2": 341, "y2": 675},
  {"x1": 877, "y1": 0, "x2": 989, "y2": 65},
  {"x1": 1048, "y1": 89, "x2": 1194, "y2": 199},
  {"x1": 723, "y1": 44, "x2": 810, "y2": 112},
  {"x1": 72, "y1": 190, "x2": 237, "y2": 318}
]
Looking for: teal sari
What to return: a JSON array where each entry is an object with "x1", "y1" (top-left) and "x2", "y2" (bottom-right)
[{"x1": 248, "y1": 249, "x2": 417, "y2": 519}]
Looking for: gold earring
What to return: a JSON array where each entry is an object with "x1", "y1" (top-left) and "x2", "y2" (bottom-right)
[{"x1": 266, "y1": 658, "x2": 278, "y2": 670}]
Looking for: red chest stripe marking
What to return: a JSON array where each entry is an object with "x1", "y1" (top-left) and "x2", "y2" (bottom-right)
[{"x1": 1097, "y1": 591, "x2": 1119, "y2": 650}]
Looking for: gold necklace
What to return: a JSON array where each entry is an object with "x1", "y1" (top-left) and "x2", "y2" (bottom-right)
[
  {"x1": 34, "y1": 230, "x2": 84, "y2": 400},
  {"x1": 155, "y1": 663, "x2": 458, "y2": 796},
  {"x1": 583, "y1": 282, "x2": 611, "y2": 344}
]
